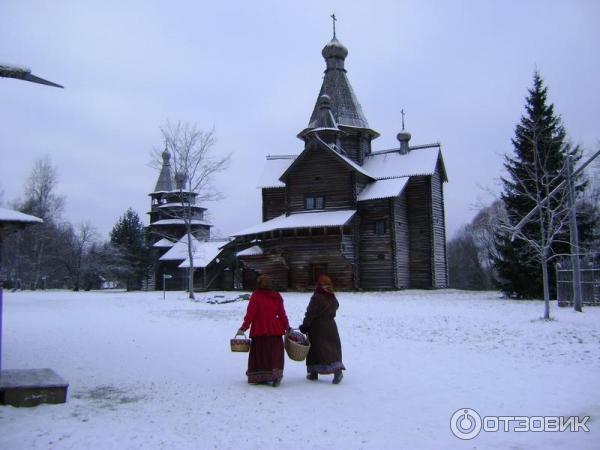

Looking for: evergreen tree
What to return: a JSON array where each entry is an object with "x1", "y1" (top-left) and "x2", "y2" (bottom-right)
[
  {"x1": 494, "y1": 72, "x2": 591, "y2": 299},
  {"x1": 110, "y1": 208, "x2": 151, "y2": 290}
]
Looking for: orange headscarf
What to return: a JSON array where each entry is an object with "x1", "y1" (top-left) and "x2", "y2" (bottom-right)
[{"x1": 316, "y1": 275, "x2": 334, "y2": 294}]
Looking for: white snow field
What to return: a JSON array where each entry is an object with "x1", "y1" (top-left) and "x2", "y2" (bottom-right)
[{"x1": 0, "y1": 289, "x2": 598, "y2": 449}]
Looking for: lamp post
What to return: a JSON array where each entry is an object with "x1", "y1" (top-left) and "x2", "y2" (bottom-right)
[{"x1": 163, "y1": 273, "x2": 172, "y2": 299}]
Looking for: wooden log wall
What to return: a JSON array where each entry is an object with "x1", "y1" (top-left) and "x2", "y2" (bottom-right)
[
  {"x1": 406, "y1": 176, "x2": 433, "y2": 288},
  {"x1": 285, "y1": 146, "x2": 354, "y2": 213},
  {"x1": 340, "y1": 133, "x2": 361, "y2": 163},
  {"x1": 239, "y1": 234, "x2": 354, "y2": 291},
  {"x1": 262, "y1": 188, "x2": 286, "y2": 221},
  {"x1": 431, "y1": 167, "x2": 449, "y2": 287},
  {"x1": 358, "y1": 199, "x2": 395, "y2": 289},
  {"x1": 156, "y1": 260, "x2": 189, "y2": 291},
  {"x1": 393, "y1": 193, "x2": 411, "y2": 288},
  {"x1": 286, "y1": 236, "x2": 353, "y2": 290},
  {"x1": 239, "y1": 253, "x2": 289, "y2": 291},
  {"x1": 338, "y1": 127, "x2": 372, "y2": 164}
]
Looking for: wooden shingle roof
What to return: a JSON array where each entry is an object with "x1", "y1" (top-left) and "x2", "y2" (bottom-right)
[{"x1": 304, "y1": 37, "x2": 378, "y2": 137}]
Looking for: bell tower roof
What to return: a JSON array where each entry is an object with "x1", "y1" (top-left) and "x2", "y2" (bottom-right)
[
  {"x1": 153, "y1": 146, "x2": 174, "y2": 192},
  {"x1": 305, "y1": 26, "x2": 377, "y2": 136}
]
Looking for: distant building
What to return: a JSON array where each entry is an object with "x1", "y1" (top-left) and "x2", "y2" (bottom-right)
[
  {"x1": 147, "y1": 148, "x2": 227, "y2": 290},
  {"x1": 230, "y1": 33, "x2": 449, "y2": 291}
]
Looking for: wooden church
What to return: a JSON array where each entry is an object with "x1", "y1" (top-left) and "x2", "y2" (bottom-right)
[{"x1": 231, "y1": 31, "x2": 449, "y2": 291}]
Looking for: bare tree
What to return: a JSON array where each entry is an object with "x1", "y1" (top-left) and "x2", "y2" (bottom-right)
[
  {"x1": 21, "y1": 155, "x2": 65, "y2": 222},
  {"x1": 447, "y1": 226, "x2": 489, "y2": 290},
  {"x1": 158, "y1": 121, "x2": 230, "y2": 299},
  {"x1": 69, "y1": 222, "x2": 98, "y2": 291},
  {"x1": 499, "y1": 128, "x2": 574, "y2": 320},
  {"x1": 470, "y1": 199, "x2": 504, "y2": 283}
]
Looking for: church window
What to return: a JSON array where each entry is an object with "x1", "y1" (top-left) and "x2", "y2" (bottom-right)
[
  {"x1": 375, "y1": 220, "x2": 386, "y2": 235},
  {"x1": 305, "y1": 196, "x2": 325, "y2": 210}
]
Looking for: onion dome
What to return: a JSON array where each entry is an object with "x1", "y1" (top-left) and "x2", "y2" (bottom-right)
[
  {"x1": 154, "y1": 146, "x2": 174, "y2": 192},
  {"x1": 322, "y1": 37, "x2": 348, "y2": 61},
  {"x1": 397, "y1": 131, "x2": 412, "y2": 154},
  {"x1": 161, "y1": 147, "x2": 171, "y2": 162}
]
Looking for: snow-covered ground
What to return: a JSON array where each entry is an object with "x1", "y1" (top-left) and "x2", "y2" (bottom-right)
[{"x1": 1, "y1": 289, "x2": 598, "y2": 449}]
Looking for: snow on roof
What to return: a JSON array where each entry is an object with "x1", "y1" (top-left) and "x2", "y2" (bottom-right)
[
  {"x1": 357, "y1": 178, "x2": 409, "y2": 201},
  {"x1": 177, "y1": 240, "x2": 227, "y2": 268},
  {"x1": 149, "y1": 189, "x2": 197, "y2": 196},
  {"x1": 160, "y1": 237, "x2": 225, "y2": 268},
  {"x1": 257, "y1": 157, "x2": 296, "y2": 188},
  {"x1": 256, "y1": 143, "x2": 443, "y2": 190},
  {"x1": 153, "y1": 238, "x2": 175, "y2": 248},
  {"x1": 362, "y1": 147, "x2": 440, "y2": 179},
  {"x1": 236, "y1": 245, "x2": 263, "y2": 257},
  {"x1": 0, "y1": 207, "x2": 43, "y2": 224},
  {"x1": 232, "y1": 209, "x2": 356, "y2": 237},
  {"x1": 324, "y1": 143, "x2": 374, "y2": 179},
  {"x1": 159, "y1": 203, "x2": 205, "y2": 209},
  {"x1": 152, "y1": 219, "x2": 212, "y2": 227}
]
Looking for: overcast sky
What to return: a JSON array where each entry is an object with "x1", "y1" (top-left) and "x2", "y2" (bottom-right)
[{"x1": 1, "y1": 0, "x2": 599, "y2": 240}]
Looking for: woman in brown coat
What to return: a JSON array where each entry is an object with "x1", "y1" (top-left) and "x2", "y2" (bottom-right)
[{"x1": 298, "y1": 275, "x2": 345, "y2": 384}]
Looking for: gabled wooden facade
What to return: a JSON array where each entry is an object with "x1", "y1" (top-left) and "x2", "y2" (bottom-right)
[{"x1": 230, "y1": 34, "x2": 449, "y2": 291}]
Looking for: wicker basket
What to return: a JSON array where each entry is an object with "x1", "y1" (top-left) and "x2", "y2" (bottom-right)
[
  {"x1": 284, "y1": 330, "x2": 311, "y2": 361},
  {"x1": 230, "y1": 332, "x2": 251, "y2": 352}
]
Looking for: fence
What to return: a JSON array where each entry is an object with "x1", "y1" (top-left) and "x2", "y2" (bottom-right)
[{"x1": 556, "y1": 255, "x2": 600, "y2": 307}]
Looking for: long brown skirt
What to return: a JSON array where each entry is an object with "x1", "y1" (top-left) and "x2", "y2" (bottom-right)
[{"x1": 246, "y1": 335, "x2": 284, "y2": 384}]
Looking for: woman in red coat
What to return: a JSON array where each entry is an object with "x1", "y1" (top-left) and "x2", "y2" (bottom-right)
[{"x1": 238, "y1": 274, "x2": 290, "y2": 386}]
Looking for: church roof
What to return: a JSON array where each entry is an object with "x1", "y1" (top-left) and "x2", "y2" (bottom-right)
[
  {"x1": 232, "y1": 209, "x2": 356, "y2": 237},
  {"x1": 357, "y1": 178, "x2": 409, "y2": 202},
  {"x1": 152, "y1": 218, "x2": 212, "y2": 227},
  {"x1": 0, "y1": 207, "x2": 43, "y2": 224},
  {"x1": 236, "y1": 245, "x2": 263, "y2": 257},
  {"x1": 177, "y1": 240, "x2": 228, "y2": 268},
  {"x1": 152, "y1": 238, "x2": 175, "y2": 248},
  {"x1": 257, "y1": 156, "x2": 296, "y2": 188},
  {"x1": 159, "y1": 236, "x2": 226, "y2": 268},
  {"x1": 363, "y1": 146, "x2": 447, "y2": 181},
  {"x1": 257, "y1": 144, "x2": 447, "y2": 189},
  {"x1": 159, "y1": 202, "x2": 206, "y2": 212},
  {"x1": 304, "y1": 36, "x2": 377, "y2": 136}
]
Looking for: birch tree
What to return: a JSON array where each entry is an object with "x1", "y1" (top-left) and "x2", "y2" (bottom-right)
[
  {"x1": 158, "y1": 121, "x2": 230, "y2": 299},
  {"x1": 17, "y1": 156, "x2": 66, "y2": 289}
]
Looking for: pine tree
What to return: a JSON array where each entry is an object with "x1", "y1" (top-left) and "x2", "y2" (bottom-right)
[
  {"x1": 494, "y1": 72, "x2": 589, "y2": 300},
  {"x1": 110, "y1": 208, "x2": 151, "y2": 290}
]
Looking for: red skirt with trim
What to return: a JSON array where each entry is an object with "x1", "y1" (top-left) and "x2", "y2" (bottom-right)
[{"x1": 246, "y1": 335, "x2": 284, "y2": 384}]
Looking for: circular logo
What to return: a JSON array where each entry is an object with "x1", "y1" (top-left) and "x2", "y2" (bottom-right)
[{"x1": 450, "y1": 408, "x2": 482, "y2": 440}]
